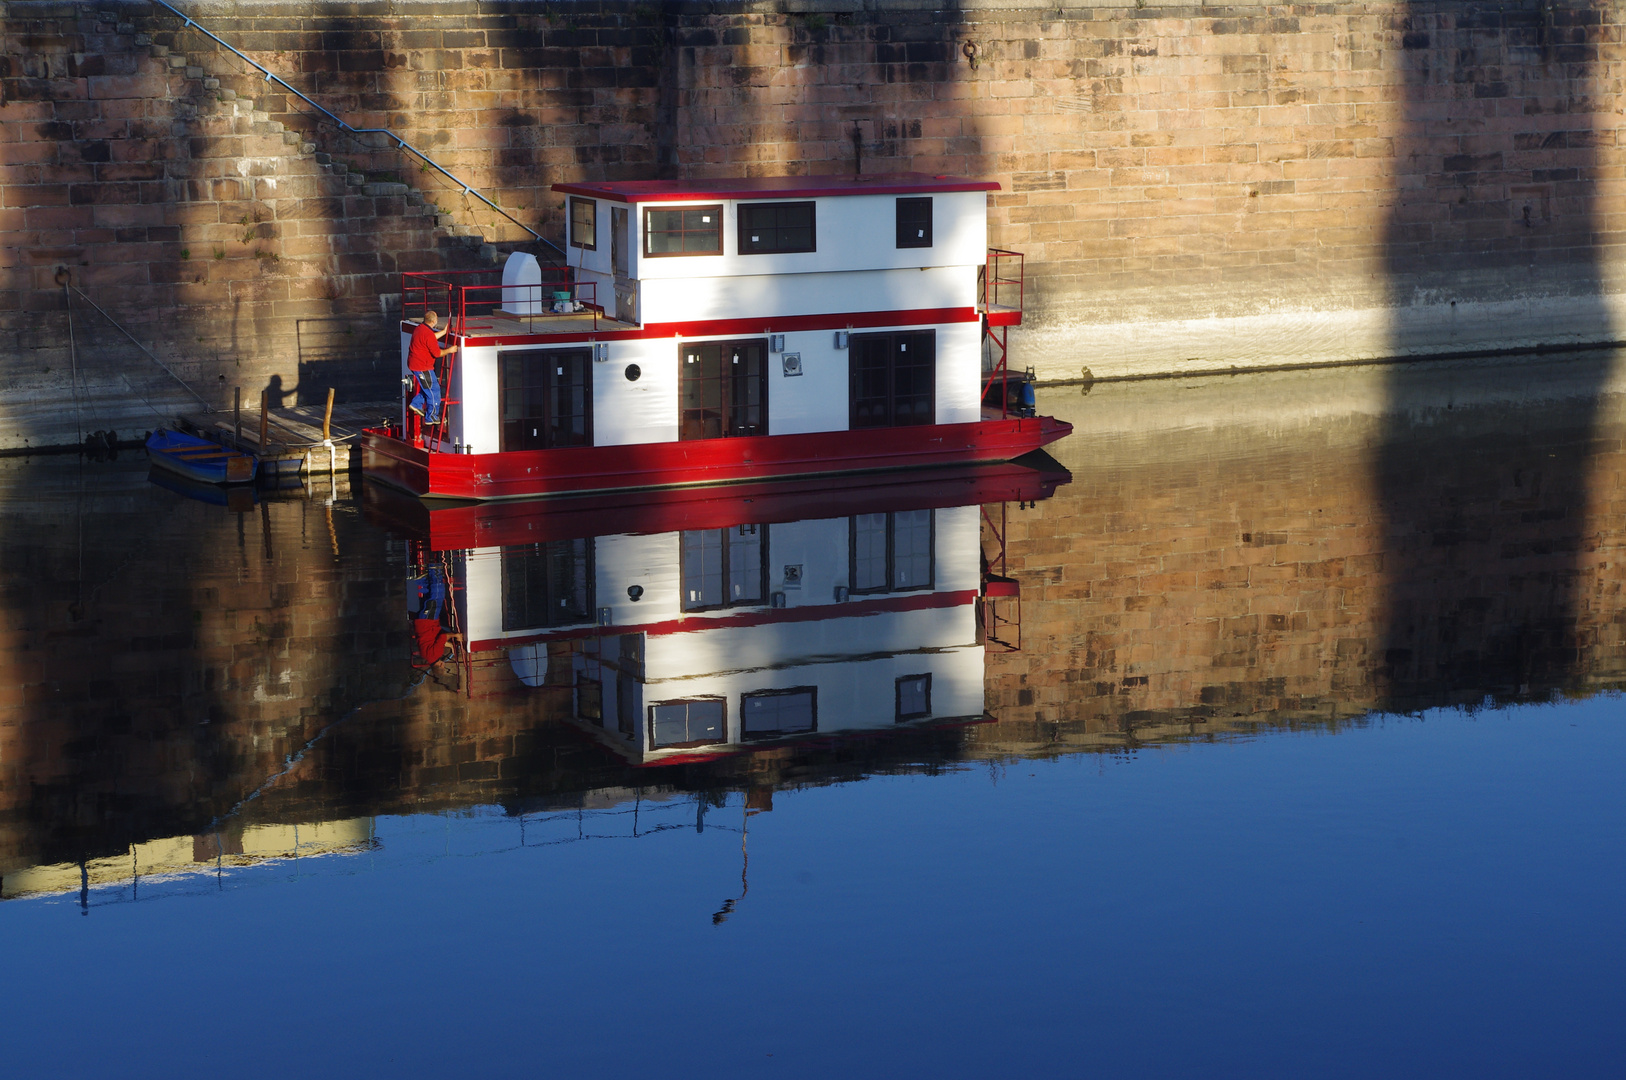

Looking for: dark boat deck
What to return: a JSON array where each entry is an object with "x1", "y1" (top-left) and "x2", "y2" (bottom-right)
[{"x1": 178, "y1": 399, "x2": 397, "y2": 479}]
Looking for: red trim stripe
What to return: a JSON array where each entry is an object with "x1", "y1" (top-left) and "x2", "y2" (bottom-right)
[
  {"x1": 449, "y1": 306, "x2": 979, "y2": 348},
  {"x1": 468, "y1": 588, "x2": 978, "y2": 653}
]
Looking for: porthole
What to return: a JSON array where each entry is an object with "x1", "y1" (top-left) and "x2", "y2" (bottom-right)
[{"x1": 625, "y1": 363, "x2": 641, "y2": 382}]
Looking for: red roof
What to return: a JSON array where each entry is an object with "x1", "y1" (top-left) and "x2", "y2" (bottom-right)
[{"x1": 551, "y1": 172, "x2": 1001, "y2": 203}]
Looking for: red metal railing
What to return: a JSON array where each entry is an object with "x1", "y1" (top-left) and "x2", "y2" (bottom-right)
[
  {"x1": 401, "y1": 267, "x2": 601, "y2": 336},
  {"x1": 981, "y1": 248, "x2": 1025, "y2": 315},
  {"x1": 979, "y1": 248, "x2": 1026, "y2": 419}
]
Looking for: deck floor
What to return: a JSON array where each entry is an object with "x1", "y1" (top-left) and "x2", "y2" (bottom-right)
[
  {"x1": 178, "y1": 399, "x2": 396, "y2": 477},
  {"x1": 457, "y1": 310, "x2": 638, "y2": 337}
]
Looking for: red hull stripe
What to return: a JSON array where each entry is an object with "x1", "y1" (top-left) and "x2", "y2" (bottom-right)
[
  {"x1": 469, "y1": 588, "x2": 978, "y2": 653},
  {"x1": 448, "y1": 307, "x2": 979, "y2": 348},
  {"x1": 362, "y1": 416, "x2": 1073, "y2": 502}
]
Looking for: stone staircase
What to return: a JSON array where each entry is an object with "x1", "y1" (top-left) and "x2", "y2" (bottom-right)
[{"x1": 132, "y1": 16, "x2": 506, "y2": 266}]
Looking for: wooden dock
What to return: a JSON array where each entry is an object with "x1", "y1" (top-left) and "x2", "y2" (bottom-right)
[{"x1": 176, "y1": 396, "x2": 396, "y2": 481}]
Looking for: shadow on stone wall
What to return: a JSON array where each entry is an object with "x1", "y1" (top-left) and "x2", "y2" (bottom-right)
[{"x1": 1377, "y1": 1, "x2": 1618, "y2": 709}]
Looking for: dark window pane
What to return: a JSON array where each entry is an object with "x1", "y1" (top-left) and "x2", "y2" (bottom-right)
[
  {"x1": 645, "y1": 205, "x2": 721, "y2": 257},
  {"x1": 649, "y1": 699, "x2": 726, "y2": 748},
  {"x1": 892, "y1": 509, "x2": 934, "y2": 590},
  {"x1": 896, "y1": 197, "x2": 932, "y2": 248},
  {"x1": 848, "y1": 331, "x2": 934, "y2": 429},
  {"x1": 681, "y1": 340, "x2": 766, "y2": 440},
  {"x1": 739, "y1": 201, "x2": 816, "y2": 254},
  {"x1": 896, "y1": 674, "x2": 931, "y2": 720},
  {"x1": 741, "y1": 689, "x2": 816, "y2": 739},
  {"x1": 681, "y1": 529, "x2": 725, "y2": 611},
  {"x1": 851, "y1": 513, "x2": 888, "y2": 592},
  {"x1": 501, "y1": 539, "x2": 593, "y2": 631},
  {"x1": 570, "y1": 197, "x2": 596, "y2": 250},
  {"x1": 498, "y1": 348, "x2": 593, "y2": 452}
]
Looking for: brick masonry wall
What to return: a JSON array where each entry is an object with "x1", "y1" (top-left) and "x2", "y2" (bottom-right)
[{"x1": 6, "y1": 0, "x2": 1626, "y2": 446}]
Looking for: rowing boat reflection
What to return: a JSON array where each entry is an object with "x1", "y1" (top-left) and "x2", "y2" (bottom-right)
[{"x1": 366, "y1": 454, "x2": 1070, "y2": 766}]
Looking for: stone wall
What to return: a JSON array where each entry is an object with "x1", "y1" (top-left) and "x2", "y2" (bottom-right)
[{"x1": 5, "y1": 0, "x2": 1626, "y2": 446}]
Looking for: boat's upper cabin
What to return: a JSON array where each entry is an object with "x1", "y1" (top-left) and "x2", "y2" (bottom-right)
[{"x1": 551, "y1": 173, "x2": 1001, "y2": 284}]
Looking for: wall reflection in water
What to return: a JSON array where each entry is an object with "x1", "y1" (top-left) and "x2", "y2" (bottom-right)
[{"x1": 5, "y1": 356, "x2": 1626, "y2": 902}]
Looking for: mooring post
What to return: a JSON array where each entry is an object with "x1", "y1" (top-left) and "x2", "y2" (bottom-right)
[
  {"x1": 258, "y1": 389, "x2": 270, "y2": 459},
  {"x1": 322, "y1": 386, "x2": 335, "y2": 440},
  {"x1": 234, "y1": 386, "x2": 242, "y2": 446}
]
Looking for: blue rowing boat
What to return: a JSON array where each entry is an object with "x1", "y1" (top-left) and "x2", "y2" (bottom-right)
[{"x1": 145, "y1": 428, "x2": 258, "y2": 485}]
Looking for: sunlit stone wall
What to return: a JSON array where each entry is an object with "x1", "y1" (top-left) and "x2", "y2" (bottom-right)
[{"x1": 5, "y1": 0, "x2": 1626, "y2": 445}]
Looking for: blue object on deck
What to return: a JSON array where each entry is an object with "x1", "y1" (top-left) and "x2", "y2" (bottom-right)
[{"x1": 145, "y1": 428, "x2": 258, "y2": 485}]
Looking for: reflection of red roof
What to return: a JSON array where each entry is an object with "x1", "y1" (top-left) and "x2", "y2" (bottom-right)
[{"x1": 552, "y1": 173, "x2": 1001, "y2": 203}]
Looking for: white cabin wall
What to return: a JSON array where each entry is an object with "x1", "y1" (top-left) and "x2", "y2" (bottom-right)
[
  {"x1": 638, "y1": 622, "x2": 984, "y2": 737},
  {"x1": 768, "y1": 329, "x2": 847, "y2": 435},
  {"x1": 632, "y1": 192, "x2": 987, "y2": 280},
  {"x1": 594, "y1": 339, "x2": 679, "y2": 446},
  {"x1": 638, "y1": 267, "x2": 971, "y2": 325},
  {"x1": 398, "y1": 329, "x2": 411, "y2": 429},
  {"x1": 594, "y1": 534, "x2": 675, "y2": 625},
  {"x1": 462, "y1": 547, "x2": 506, "y2": 644},
  {"x1": 458, "y1": 343, "x2": 499, "y2": 453},
  {"x1": 935, "y1": 322, "x2": 983, "y2": 426}
]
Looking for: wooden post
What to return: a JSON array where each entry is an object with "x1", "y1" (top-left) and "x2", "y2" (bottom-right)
[
  {"x1": 322, "y1": 386, "x2": 335, "y2": 440},
  {"x1": 234, "y1": 386, "x2": 242, "y2": 445},
  {"x1": 258, "y1": 389, "x2": 269, "y2": 456}
]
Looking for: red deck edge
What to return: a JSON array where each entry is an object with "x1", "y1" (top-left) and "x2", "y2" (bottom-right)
[
  {"x1": 468, "y1": 588, "x2": 979, "y2": 653},
  {"x1": 363, "y1": 455, "x2": 1070, "y2": 550},
  {"x1": 362, "y1": 415, "x2": 1073, "y2": 502}
]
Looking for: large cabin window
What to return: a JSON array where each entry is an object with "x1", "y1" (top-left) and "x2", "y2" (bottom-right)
[
  {"x1": 569, "y1": 197, "x2": 597, "y2": 250},
  {"x1": 644, "y1": 205, "x2": 722, "y2": 256},
  {"x1": 896, "y1": 197, "x2": 932, "y2": 248},
  {"x1": 681, "y1": 524, "x2": 767, "y2": 611},
  {"x1": 500, "y1": 348, "x2": 592, "y2": 452},
  {"x1": 738, "y1": 201, "x2": 816, "y2": 254},
  {"x1": 680, "y1": 339, "x2": 767, "y2": 439},
  {"x1": 849, "y1": 330, "x2": 934, "y2": 428},
  {"x1": 649, "y1": 698, "x2": 726, "y2": 749},
  {"x1": 850, "y1": 509, "x2": 934, "y2": 594},
  {"x1": 501, "y1": 539, "x2": 594, "y2": 631},
  {"x1": 741, "y1": 687, "x2": 817, "y2": 740}
]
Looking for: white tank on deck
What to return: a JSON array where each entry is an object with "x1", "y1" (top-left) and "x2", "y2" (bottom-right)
[{"x1": 501, "y1": 251, "x2": 544, "y2": 315}]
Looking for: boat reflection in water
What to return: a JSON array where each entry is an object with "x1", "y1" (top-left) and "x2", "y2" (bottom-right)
[{"x1": 366, "y1": 456, "x2": 1070, "y2": 768}]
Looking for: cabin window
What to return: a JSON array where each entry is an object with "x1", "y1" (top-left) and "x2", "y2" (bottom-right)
[
  {"x1": 649, "y1": 698, "x2": 726, "y2": 749},
  {"x1": 616, "y1": 634, "x2": 643, "y2": 740},
  {"x1": 500, "y1": 347, "x2": 592, "y2": 452},
  {"x1": 896, "y1": 674, "x2": 932, "y2": 721},
  {"x1": 681, "y1": 524, "x2": 767, "y2": 611},
  {"x1": 738, "y1": 201, "x2": 816, "y2": 254},
  {"x1": 500, "y1": 538, "x2": 594, "y2": 631},
  {"x1": 850, "y1": 509, "x2": 934, "y2": 594},
  {"x1": 849, "y1": 330, "x2": 934, "y2": 428},
  {"x1": 611, "y1": 206, "x2": 629, "y2": 276},
  {"x1": 680, "y1": 339, "x2": 767, "y2": 439},
  {"x1": 896, "y1": 197, "x2": 932, "y2": 248},
  {"x1": 569, "y1": 197, "x2": 597, "y2": 250},
  {"x1": 644, "y1": 205, "x2": 722, "y2": 256},
  {"x1": 741, "y1": 687, "x2": 817, "y2": 740}
]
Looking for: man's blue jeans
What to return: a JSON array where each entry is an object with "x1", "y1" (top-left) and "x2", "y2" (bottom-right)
[{"x1": 409, "y1": 369, "x2": 441, "y2": 422}]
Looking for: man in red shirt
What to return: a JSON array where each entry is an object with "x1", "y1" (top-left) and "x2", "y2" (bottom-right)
[{"x1": 407, "y1": 310, "x2": 455, "y2": 423}]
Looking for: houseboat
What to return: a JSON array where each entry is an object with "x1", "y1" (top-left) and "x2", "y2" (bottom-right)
[
  {"x1": 362, "y1": 173, "x2": 1071, "y2": 500},
  {"x1": 372, "y1": 456, "x2": 1070, "y2": 766}
]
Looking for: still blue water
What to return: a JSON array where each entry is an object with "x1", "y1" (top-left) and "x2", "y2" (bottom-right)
[{"x1": 5, "y1": 701, "x2": 1622, "y2": 1077}]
